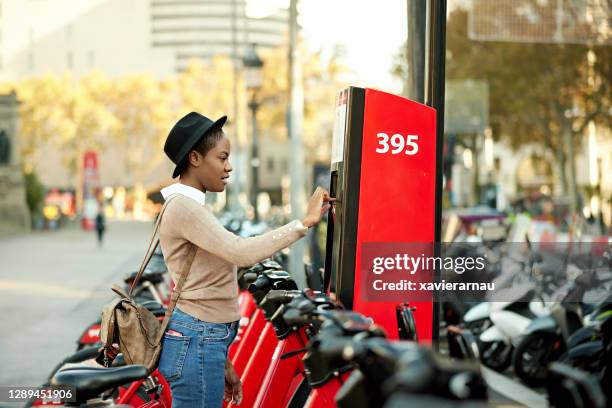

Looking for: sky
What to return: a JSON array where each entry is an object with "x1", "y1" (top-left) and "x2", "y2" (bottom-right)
[
  {"x1": 4, "y1": 0, "x2": 409, "y2": 93},
  {"x1": 298, "y1": 0, "x2": 408, "y2": 94},
  {"x1": 246, "y1": 0, "x2": 409, "y2": 93}
]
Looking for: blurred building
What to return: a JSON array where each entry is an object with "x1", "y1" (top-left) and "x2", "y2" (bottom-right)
[
  {"x1": 449, "y1": 131, "x2": 612, "y2": 228},
  {"x1": 0, "y1": 92, "x2": 30, "y2": 231},
  {"x1": 151, "y1": 0, "x2": 289, "y2": 72},
  {"x1": 0, "y1": 0, "x2": 291, "y2": 214},
  {"x1": 0, "y1": 0, "x2": 174, "y2": 81},
  {"x1": 257, "y1": 137, "x2": 288, "y2": 204},
  {"x1": 0, "y1": 0, "x2": 289, "y2": 81}
]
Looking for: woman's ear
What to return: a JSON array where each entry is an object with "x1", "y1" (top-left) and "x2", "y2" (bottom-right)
[{"x1": 188, "y1": 150, "x2": 200, "y2": 167}]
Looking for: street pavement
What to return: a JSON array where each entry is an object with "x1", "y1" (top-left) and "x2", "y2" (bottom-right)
[{"x1": 0, "y1": 220, "x2": 153, "y2": 387}]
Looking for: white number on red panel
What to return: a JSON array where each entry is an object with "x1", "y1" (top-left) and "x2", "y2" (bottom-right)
[{"x1": 375, "y1": 133, "x2": 419, "y2": 155}]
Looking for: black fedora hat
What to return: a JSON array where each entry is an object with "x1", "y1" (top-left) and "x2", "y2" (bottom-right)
[{"x1": 164, "y1": 112, "x2": 227, "y2": 178}]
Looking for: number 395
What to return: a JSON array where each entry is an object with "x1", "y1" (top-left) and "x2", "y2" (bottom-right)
[{"x1": 375, "y1": 133, "x2": 419, "y2": 155}]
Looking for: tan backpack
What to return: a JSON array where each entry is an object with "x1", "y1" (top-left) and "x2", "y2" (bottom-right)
[{"x1": 97, "y1": 195, "x2": 196, "y2": 373}]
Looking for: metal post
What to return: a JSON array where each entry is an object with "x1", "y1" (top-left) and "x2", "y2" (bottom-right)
[
  {"x1": 407, "y1": 0, "x2": 427, "y2": 103},
  {"x1": 287, "y1": 0, "x2": 307, "y2": 288},
  {"x1": 424, "y1": 0, "x2": 447, "y2": 345},
  {"x1": 249, "y1": 99, "x2": 260, "y2": 223},
  {"x1": 229, "y1": 0, "x2": 240, "y2": 213},
  {"x1": 597, "y1": 158, "x2": 604, "y2": 233}
]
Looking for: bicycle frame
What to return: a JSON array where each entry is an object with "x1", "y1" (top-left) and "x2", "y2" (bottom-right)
[
  {"x1": 230, "y1": 322, "x2": 279, "y2": 407},
  {"x1": 228, "y1": 291, "x2": 257, "y2": 361},
  {"x1": 116, "y1": 369, "x2": 172, "y2": 407},
  {"x1": 303, "y1": 372, "x2": 351, "y2": 408},
  {"x1": 230, "y1": 308, "x2": 267, "y2": 375},
  {"x1": 253, "y1": 327, "x2": 310, "y2": 407}
]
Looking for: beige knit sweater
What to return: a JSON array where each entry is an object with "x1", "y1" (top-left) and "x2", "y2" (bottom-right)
[{"x1": 159, "y1": 195, "x2": 308, "y2": 323}]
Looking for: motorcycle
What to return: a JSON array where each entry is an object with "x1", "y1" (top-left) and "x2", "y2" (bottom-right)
[{"x1": 512, "y1": 269, "x2": 605, "y2": 386}]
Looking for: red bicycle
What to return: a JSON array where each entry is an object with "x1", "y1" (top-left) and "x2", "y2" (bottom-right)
[{"x1": 29, "y1": 360, "x2": 172, "y2": 407}]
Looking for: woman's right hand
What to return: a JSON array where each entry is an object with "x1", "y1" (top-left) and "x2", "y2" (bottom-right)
[{"x1": 302, "y1": 186, "x2": 333, "y2": 228}]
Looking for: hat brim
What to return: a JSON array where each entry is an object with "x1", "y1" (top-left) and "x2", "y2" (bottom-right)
[{"x1": 171, "y1": 115, "x2": 227, "y2": 178}]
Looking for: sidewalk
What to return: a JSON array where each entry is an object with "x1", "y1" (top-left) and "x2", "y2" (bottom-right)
[{"x1": 0, "y1": 220, "x2": 153, "y2": 386}]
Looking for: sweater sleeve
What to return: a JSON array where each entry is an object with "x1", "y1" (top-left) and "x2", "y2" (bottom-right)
[{"x1": 170, "y1": 199, "x2": 308, "y2": 267}]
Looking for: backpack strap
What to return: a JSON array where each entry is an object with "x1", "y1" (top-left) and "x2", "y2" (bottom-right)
[
  {"x1": 97, "y1": 297, "x2": 122, "y2": 367},
  {"x1": 124, "y1": 191, "x2": 199, "y2": 345},
  {"x1": 128, "y1": 194, "x2": 179, "y2": 297},
  {"x1": 155, "y1": 244, "x2": 198, "y2": 344}
]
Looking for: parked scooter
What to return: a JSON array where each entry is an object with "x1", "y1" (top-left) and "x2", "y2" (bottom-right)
[
  {"x1": 547, "y1": 362, "x2": 607, "y2": 408},
  {"x1": 547, "y1": 316, "x2": 612, "y2": 407},
  {"x1": 474, "y1": 283, "x2": 550, "y2": 371},
  {"x1": 557, "y1": 295, "x2": 612, "y2": 371},
  {"x1": 512, "y1": 269, "x2": 603, "y2": 386},
  {"x1": 462, "y1": 250, "x2": 556, "y2": 339}
]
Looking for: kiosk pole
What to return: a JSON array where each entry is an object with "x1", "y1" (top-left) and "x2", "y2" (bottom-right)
[
  {"x1": 406, "y1": 0, "x2": 427, "y2": 103},
  {"x1": 424, "y1": 0, "x2": 447, "y2": 345}
]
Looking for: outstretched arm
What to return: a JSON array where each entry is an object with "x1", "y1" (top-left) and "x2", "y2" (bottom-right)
[{"x1": 170, "y1": 187, "x2": 331, "y2": 267}]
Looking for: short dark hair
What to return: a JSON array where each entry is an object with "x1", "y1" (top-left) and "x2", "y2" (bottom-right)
[
  {"x1": 177, "y1": 126, "x2": 225, "y2": 177},
  {"x1": 193, "y1": 126, "x2": 224, "y2": 157}
]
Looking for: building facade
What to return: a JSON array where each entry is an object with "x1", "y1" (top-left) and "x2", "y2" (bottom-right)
[
  {"x1": 0, "y1": 92, "x2": 30, "y2": 231},
  {"x1": 151, "y1": 0, "x2": 289, "y2": 71},
  {"x1": 0, "y1": 0, "x2": 289, "y2": 81},
  {"x1": 0, "y1": 0, "x2": 290, "y2": 198}
]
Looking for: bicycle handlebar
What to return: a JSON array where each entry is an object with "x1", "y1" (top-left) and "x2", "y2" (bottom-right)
[
  {"x1": 248, "y1": 275, "x2": 271, "y2": 293},
  {"x1": 265, "y1": 290, "x2": 300, "y2": 304}
]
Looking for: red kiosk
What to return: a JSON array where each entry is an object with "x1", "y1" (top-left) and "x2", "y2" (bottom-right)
[{"x1": 324, "y1": 86, "x2": 439, "y2": 342}]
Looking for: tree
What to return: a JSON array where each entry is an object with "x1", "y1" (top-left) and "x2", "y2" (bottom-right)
[
  {"x1": 106, "y1": 74, "x2": 174, "y2": 183},
  {"x1": 255, "y1": 44, "x2": 349, "y2": 163},
  {"x1": 8, "y1": 44, "x2": 349, "y2": 191},
  {"x1": 16, "y1": 72, "x2": 119, "y2": 174},
  {"x1": 393, "y1": 7, "x2": 611, "y2": 211}
]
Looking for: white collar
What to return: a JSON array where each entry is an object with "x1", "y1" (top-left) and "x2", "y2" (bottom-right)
[{"x1": 160, "y1": 183, "x2": 206, "y2": 205}]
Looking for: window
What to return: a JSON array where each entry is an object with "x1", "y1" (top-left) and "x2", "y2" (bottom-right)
[{"x1": 0, "y1": 130, "x2": 11, "y2": 165}]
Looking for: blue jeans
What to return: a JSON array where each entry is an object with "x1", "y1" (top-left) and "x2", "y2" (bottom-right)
[{"x1": 158, "y1": 307, "x2": 238, "y2": 408}]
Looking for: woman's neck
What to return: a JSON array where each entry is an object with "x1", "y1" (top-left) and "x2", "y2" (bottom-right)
[{"x1": 179, "y1": 174, "x2": 206, "y2": 193}]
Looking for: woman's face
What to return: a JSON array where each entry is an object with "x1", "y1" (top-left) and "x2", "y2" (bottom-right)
[{"x1": 188, "y1": 135, "x2": 232, "y2": 193}]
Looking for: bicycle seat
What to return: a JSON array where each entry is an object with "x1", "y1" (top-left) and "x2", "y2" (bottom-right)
[
  {"x1": 51, "y1": 365, "x2": 148, "y2": 403},
  {"x1": 124, "y1": 270, "x2": 165, "y2": 285},
  {"x1": 147, "y1": 255, "x2": 168, "y2": 272},
  {"x1": 111, "y1": 354, "x2": 126, "y2": 367},
  {"x1": 139, "y1": 300, "x2": 165, "y2": 312}
]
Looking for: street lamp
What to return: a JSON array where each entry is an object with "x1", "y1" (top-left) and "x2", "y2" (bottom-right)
[{"x1": 243, "y1": 43, "x2": 264, "y2": 223}]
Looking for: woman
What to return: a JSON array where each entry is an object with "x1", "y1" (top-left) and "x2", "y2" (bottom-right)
[{"x1": 158, "y1": 112, "x2": 331, "y2": 408}]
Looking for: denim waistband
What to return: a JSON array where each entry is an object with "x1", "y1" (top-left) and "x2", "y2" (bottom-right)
[{"x1": 172, "y1": 307, "x2": 238, "y2": 328}]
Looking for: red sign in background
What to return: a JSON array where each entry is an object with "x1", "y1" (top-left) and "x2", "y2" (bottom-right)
[
  {"x1": 82, "y1": 150, "x2": 100, "y2": 230},
  {"x1": 352, "y1": 89, "x2": 437, "y2": 342}
]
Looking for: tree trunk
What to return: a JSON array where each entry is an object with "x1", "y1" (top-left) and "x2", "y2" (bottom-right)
[
  {"x1": 564, "y1": 124, "x2": 579, "y2": 215},
  {"x1": 471, "y1": 134, "x2": 480, "y2": 205},
  {"x1": 555, "y1": 138, "x2": 568, "y2": 192}
]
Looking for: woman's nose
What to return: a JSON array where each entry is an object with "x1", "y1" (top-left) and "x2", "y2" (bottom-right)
[{"x1": 226, "y1": 162, "x2": 233, "y2": 173}]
